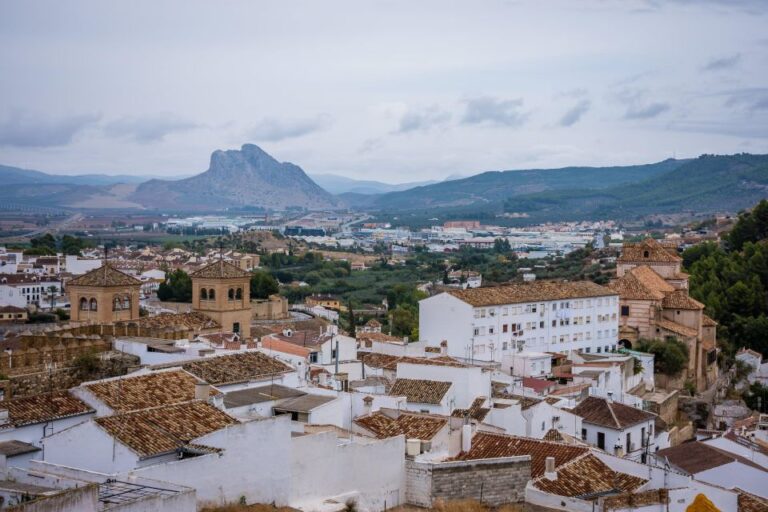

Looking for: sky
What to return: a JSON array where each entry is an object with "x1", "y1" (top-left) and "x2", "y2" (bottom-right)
[{"x1": 0, "y1": 0, "x2": 767, "y2": 183}]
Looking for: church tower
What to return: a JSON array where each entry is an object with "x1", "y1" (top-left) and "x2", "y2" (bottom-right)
[
  {"x1": 68, "y1": 264, "x2": 142, "y2": 323},
  {"x1": 191, "y1": 259, "x2": 252, "y2": 338}
]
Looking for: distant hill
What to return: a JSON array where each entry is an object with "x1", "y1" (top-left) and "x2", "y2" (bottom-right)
[
  {"x1": 310, "y1": 173, "x2": 438, "y2": 195},
  {"x1": 368, "y1": 159, "x2": 687, "y2": 210},
  {"x1": 0, "y1": 164, "x2": 164, "y2": 186},
  {"x1": 131, "y1": 144, "x2": 338, "y2": 211},
  {"x1": 505, "y1": 153, "x2": 768, "y2": 220}
]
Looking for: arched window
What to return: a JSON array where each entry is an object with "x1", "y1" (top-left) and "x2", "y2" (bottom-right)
[
  {"x1": 235, "y1": 287, "x2": 243, "y2": 300},
  {"x1": 228, "y1": 288, "x2": 235, "y2": 300},
  {"x1": 200, "y1": 288, "x2": 208, "y2": 300},
  {"x1": 113, "y1": 296, "x2": 122, "y2": 311},
  {"x1": 79, "y1": 297, "x2": 88, "y2": 311},
  {"x1": 643, "y1": 250, "x2": 649, "y2": 258},
  {"x1": 123, "y1": 295, "x2": 131, "y2": 310},
  {"x1": 208, "y1": 288, "x2": 215, "y2": 300},
  {"x1": 89, "y1": 298, "x2": 98, "y2": 311}
]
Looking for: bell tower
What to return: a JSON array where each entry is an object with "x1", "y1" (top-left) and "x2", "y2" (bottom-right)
[
  {"x1": 68, "y1": 263, "x2": 142, "y2": 323},
  {"x1": 191, "y1": 258, "x2": 252, "y2": 338}
]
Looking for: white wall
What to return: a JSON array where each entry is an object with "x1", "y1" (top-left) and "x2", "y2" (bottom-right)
[
  {"x1": 581, "y1": 417, "x2": 655, "y2": 457},
  {"x1": 289, "y1": 432, "x2": 405, "y2": 511},
  {"x1": 42, "y1": 420, "x2": 140, "y2": 474},
  {"x1": 0, "y1": 414, "x2": 94, "y2": 448},
  {"x1": 694, "y1": 461, "x2": 768, "y2": 498},
  {"x1": 420, "y1": 292, "x2": 620, "y2": 363},
  {"x1": 395, "y1": 363, "x2": 490, "y2": 410},
  {"x1": 703, "y1": 436, "x2": 768, "y2": 469},
  {"x1": 131, "y1": 417, "x2": 293, "y2": 506}
]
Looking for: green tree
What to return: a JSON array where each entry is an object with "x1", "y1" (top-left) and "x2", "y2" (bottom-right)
[
  {"x1": 250, "y1": 270, "x2": 279, "y2": 299},
  {"x1": 157, "y1": 269, "x2": 192, "y2": 302},
  {"x1": 728, "y1": 199, "x2": 768, "y2": 250},
  {"x1": 347, "y1": 300, "x2": 356, "y2": 337},
  {"x1": 636, "y1": 337, "x2": 689, "y2": 376}
]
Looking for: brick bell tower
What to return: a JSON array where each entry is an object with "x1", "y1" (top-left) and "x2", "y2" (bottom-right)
[{"x1": 191, "y1": 257, "x2": 252, "y2": 338}]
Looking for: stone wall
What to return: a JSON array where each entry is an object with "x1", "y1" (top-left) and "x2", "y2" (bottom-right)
[
  {"x1": 406, "y1": 456, "x2": 530, "y2": 507},
  {"x1": 602, "y1": 488, "x2": 669, "y2": 510}
]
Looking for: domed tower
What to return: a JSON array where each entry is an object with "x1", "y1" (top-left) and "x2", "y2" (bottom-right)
[
  {"x1": 68, "y1": 263, "x2": 142, "y2": 323},
  {"x1": 191, "y1": 259, "x2": 252, "y2": 338}
]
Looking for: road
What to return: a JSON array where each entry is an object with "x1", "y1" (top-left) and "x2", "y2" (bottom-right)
[{"x1": 0, "y1": 213, "x2": 84, "y2": 243}]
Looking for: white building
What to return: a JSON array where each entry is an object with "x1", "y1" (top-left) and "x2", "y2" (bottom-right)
[
  {"x1": 571, "y1": 396, "x2": 657, "y2": 461},
  {"x1": 419, "y1": 280, "x2": 620, "y2": 364}
]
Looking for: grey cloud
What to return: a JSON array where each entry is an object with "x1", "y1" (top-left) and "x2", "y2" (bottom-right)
[
  {"x1": 397, "y1": 106, "x2": 451, "y2": 133},
  {"x1": 723, "y1": 88, "x2": 768, "y2": 111},
  {"x1": 248, "y1": 115, "x2": 330, "y2": 142},
  {"x1": 702, "y1": 54, "x2": 741, "y2": 71},
  {"x1": 560, "y1": 100, "x2": 591, "y2": 127},
  {"x1": 0, "y1": 110, "x2": 100, "y2": 148},
  {"x1": 104, "y1": 114, "x2": 198, "y2": 143},
  {"x1": 625, "y1": 102, "x2": 670, "y2": 119},
  {"x1": 461, "y1": 96, "x2": 529, "y2": 127}
]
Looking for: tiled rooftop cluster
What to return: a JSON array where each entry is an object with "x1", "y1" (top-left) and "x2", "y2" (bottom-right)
[
  {"x1": 389, "y1": 378, "x2": 452, "y2": 404},
  {"x1": 355, "y1": 411, "x2": 448, "y2": 441},
  {"x1": 182, "y1": 351, "x2": 293, "y2": 385},
  {"x1": 448, "y1": 280, "x2": 615, "y2": 307},
  {"x1": 1, "y1": 391, "x2": 93, "y2": 428}
]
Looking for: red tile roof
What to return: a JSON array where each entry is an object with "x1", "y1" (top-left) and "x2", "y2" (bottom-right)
[
  {"x1": 448, "y1": 280, "x2": 615, "y2": 307},
  {"x1": 261, "y1": 336, "x2": 312, "y2": 357},
  {"x1": 1, "y1": 391, "x2": 93, "y2": 428},
  {"x1": 354, "y1": 411, "x2": 448, "y2": 441},
  {"x1": 571, "y1": 396, "x2": 655, "y2": 430},
  {"x1": 533, "y1": 452, "x2": 647, "y2": 498},
  {"x1": 190, "y1": 259, "x2": 250, "y2": 279},
  {"x1": 618, "y1": 238, "x2": 681, "y2": 264},
  {"x1": 182, "y1": 351, "x2": 294, "y2": 386},
  {"x1": 68, "y1": 264, "x2": 141, "y2": 287},
  {"x1": 389, "y1": 378, "x2": 451, "y2": 404}
]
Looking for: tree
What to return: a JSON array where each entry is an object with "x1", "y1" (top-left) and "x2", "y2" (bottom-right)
[
  {"x1": 635, "y1": 337, "x2": 689, "y2": 376},
  {"x1": 347, "y1": 300, "x2": 356, "y2": 337},
  {"x1": 250, "y1": 270, "x2": 279, "y2": 299},
  {"x1": 157, "y1": 269, "x2": 192, "y2": 302},
  {"x1": 728, "y1": 199, "x2": 768, "y2": 250}
]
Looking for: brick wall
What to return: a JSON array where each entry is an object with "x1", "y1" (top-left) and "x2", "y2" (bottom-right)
[{"x1": 406, "y1": 456, "x2": 530, "y2": 507}]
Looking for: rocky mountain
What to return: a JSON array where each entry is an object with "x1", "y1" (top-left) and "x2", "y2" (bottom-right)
[{"x1": 132, "y1": 144, "x2": 339, "y2": 211}]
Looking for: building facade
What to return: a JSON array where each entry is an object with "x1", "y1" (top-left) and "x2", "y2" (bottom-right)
[
  {"x1": 419, "y1": 280, "x2": 620, "y2": 364},
  {"x1": 67, "y1": 264, "x2": 142, "y2": 323},
  {"x1": 191, "y1": 259, "x2": 252, "y2": 338}
]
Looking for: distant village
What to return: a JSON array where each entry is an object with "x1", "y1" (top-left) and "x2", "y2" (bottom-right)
[{"x1": 0, "y1": 216, "x2": 764, "y2": 512}]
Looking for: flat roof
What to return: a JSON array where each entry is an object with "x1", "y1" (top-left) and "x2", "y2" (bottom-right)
[
  {"x1": 223, "y1": 384, "x2": 306, "y2": 408},
  {"x1": 273, "y1": 394, "x2": 336, "y2": 413}
]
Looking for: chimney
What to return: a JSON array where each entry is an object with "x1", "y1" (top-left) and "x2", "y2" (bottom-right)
[
  {"x1": 462, "y1": 423, "x2": 472, "y2": 453},
  {"x1": 544, "y1": 457, "x2": 557, "y2": 480},
  {"x1": 607, "y1": 391, "x2": 613, "y2": 403},
  {"x1": 440, "y1": 340, "x2": 448, "y2": 356},
  {"x1": 195, "y1": 382, "x2": 211, "y2": 401},
  {"x1": 363, "y1": 395, "x2": 373, "y2": 415}
]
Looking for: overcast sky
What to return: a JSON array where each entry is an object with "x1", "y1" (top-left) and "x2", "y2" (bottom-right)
[{"x1": 1, "y1": 0, "x2": 767, "y2": 183}]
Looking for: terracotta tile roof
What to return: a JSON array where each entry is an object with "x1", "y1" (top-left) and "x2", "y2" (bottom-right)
[
  {"x1": 662, "y1": 290, "x2": 704, "y2": 310},
  {"x1": 608, "y1": 272, "x2": 664, "y2": 301},
  {"x1": 737, "y1": 489, "x2": 768, "y2": 512},
  {"x1": 261, "y1": 336, "x2": 312, "y2": 357},
  {"x1": 451, "y1": 397, "x2": 490, "y2": 422},
  {"x1": 68, "y1": 264, "x2": 141, "y2": 287},
  {"x1": 357, "y1": 332, "x2": 404, "y2": 344},
  {"x1": 533, "y1": 452, "x2": 647, "y2": 498},
  {"x1": 447, "y1": 280, "x2": 615, "y2": 307},
  {"x1": 0, "y1": 305, "x2": 25, "y2": 313},
  {"x1": 389, "y1": 378, "x2": 451, "y2": 404},
  {"x1": 618, "y1": 238, "x2": 682, "y2": 264},
  {"x1": 129, "y1": 312, "x2": 220, "y2": 330},
  {"x1": 354, "y1": 411, "x2": 448, "y2": 441},
  {"x1": 571, "y1": 396, "x2": 655, "y2": 430},
  {"x1": 630, "y1": 265, "x2": 675, "y2": 293},
  {"x1": 657, "y1": 441, "x2": 738, "y2": 474},
  {"x1": 522, "y1": 377, "x2": 556, "y2": 393},
  {"x1": 656, "y1": 318, "x2": 699, "y2": 338},
  {"x1": 190, "y1": 259, "x2": 251, "y2": 279},
  {"x1": 358, "y1": 352, "x2": 468, "y2": 370},
  {"x1": 702, "y1": 314, "x2": 718, "y2": 327},
  {"x1": 1, "y1": 391, "x2": 93, "y2": 428},
  {"x1": 493, "y1": 392, "x2": 542, "y2": 410},
  {"x1": 95, "y1": 401, "x2": 237, "y2": 459},
  {"x1": 543, "y1": 428, "x2": 565, "y2": 442},
  {"x1": 182, "y1": 351, "x2": 294, "y2": 386},
  {"x1": 453, "y1": 432, "x2": 588, "y2": 477},
  {"x1": 84, "y1": 370, "x2": 216, "y2": 412}
]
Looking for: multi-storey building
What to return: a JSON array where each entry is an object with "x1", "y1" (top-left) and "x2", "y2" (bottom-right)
[{"x1": 419, "y1": 280, "x2": 620, "y2": 366}]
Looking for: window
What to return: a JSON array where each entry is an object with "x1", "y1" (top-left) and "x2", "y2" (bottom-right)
[
  {"x1": 200, "y1": 288, "x2": 208, "y2": 300},
  {"x1": 539, "y1": 321, "x2": 544, "y2": 328},
  {"x1": 489, "y1": 327, "x2": 495, "y2": 335},
  {"x1": 641, "y1": 427, "x2": 647, "y2": 447},
  {"x1": 236, "y1": 288, "x2": 243, "y2": 300},
  {"x1": 597, "y1": 347, "x2": 602, "y2": 353},
  {"x1": 209, "y1": 288, "x2": 215, "y2": 300},
  {"x1": 552, "y1": 320, "x2": 556, "y2": 327},
  {"x1": 502, "y1": 308, "x2": 508, "y2": 316},
  {"x1": 79, "y1": 297, "x2": 88, "y2": 311},
  {"x1": 473, "y1": 327, "x2": 480, "y2": 336},
  {"x1": 89, "y1": 298, "x2": 98, "y2": 311},
  {"x1": 597, "y1": 432, "x2": 605, "y2": 450},
  {"x1": 233, "y1": 322, "x2": 240, "y2": 334},
  {"x1": 503, "y1": 324, "x2": 508, "y2": 333},
  {"x1": 331, "y1": 348, "x2": 337, "y2": 359},
  {"x1": 309, "y1": 352, "x2": 318, "y2": 363},
  {"x1": 541, "y1": 421, "x2": 545, "y2": 432},
  {"x1": 581, "y1": 428, "x2": 587, "y2": 441},
  {"x1": 585, "y1": 347, "x2": 591, "y2": 353},
  {"x1": 228, "y1": 288, "x2": 235, "y2": 300},
  {"x1": 621, "y1": 305, "x2": 630, "y2": 316},
  {"x1": 626, "y1": 432, "x2": 632, "y2": 452}
]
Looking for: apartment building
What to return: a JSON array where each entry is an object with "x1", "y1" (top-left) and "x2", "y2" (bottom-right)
[{"x1": 419, "y1": 280, "x2": 619, "y2": 364}]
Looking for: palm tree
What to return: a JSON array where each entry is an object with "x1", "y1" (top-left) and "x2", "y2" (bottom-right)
[{"x1": 47, "y1": 285, "x2": 58, "y2": 310}]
